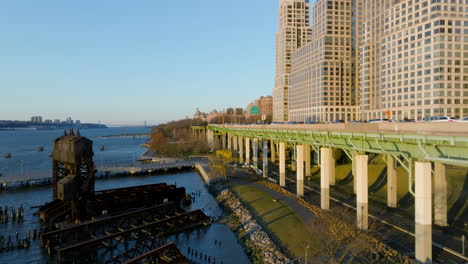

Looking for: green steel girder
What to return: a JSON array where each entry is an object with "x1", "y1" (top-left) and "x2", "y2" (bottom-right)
[{"x1": 208, "y1": 126, "x2": 468, "y2": 168}]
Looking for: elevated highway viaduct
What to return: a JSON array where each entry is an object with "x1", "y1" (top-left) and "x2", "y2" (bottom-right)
[{"x1": 204, "y1": 123, "x2": 468, "y2": 264}]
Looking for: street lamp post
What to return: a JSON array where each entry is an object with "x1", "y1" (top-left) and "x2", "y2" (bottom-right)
[{"x1": 305, "y1": 245, "x2": 310, "y2": 264}]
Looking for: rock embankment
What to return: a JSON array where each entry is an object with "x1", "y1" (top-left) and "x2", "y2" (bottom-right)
[{"x1": 216, "y1": 187, "x2": 289, "y2": 264}]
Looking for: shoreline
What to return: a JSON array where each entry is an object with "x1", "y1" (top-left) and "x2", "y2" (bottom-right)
[{"x1": 99, "y1": 133, "x2": 150, "y2": 138}]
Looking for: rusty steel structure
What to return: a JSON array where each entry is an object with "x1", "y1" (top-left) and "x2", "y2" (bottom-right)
[
  {"x1": 39, "y1": 182, "x2": 186, "y2": 227},
  {"x1": 41, "y1": 203, "x2": 181, "y2": 251},
  {"x1": 56, "y1": 210, "x2": 209, "y2": 263},
  {"x1": 52, "y1": 128, "x2": 95, "y2": 220},
  {"x1": 38, "y1": 131, "x2": 208, "y2": 264},
  {"x1": 117, "y1": 243, "x2": 189, "y2": 264}
]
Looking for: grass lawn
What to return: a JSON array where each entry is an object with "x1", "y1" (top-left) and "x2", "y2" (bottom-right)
[{"x1": 229, "y1": 181, "x2": 320, "y2": 259}]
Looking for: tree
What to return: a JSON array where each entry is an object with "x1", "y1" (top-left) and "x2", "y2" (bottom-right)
[
  {"x1": 314, "y1": 207, "x2": 392, "y2": 264},
  {"x1": 210, "y1": 150, "x2": 234, "y2": 180}
]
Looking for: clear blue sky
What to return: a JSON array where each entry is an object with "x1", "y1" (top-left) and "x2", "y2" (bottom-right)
[{"x1": 0, "y1": 0, "x2": 278, "y2": 125}]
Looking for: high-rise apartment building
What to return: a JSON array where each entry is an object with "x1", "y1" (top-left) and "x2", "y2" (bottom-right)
[
  {"x1": 360, "y1": 0, "x2": 468, "y2": 121},
  {"x1": 286, "y1": 0, "x2": 468, "y2": 122},
  {"x1": 273, "y1": 0, "x2": 312, "y2": 122},
  {"x1": 289, "y1": 0, "x2": 360, "y2": 122}
]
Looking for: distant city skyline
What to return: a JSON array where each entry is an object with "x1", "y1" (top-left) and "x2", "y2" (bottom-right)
[{"x1": 0, "y1": 0, "x2": 280, "y2": 125}]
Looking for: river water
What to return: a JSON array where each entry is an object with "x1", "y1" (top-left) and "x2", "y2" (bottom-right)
[{"x1": 0, "y1": 127, "x2": 250, "y2": 264}]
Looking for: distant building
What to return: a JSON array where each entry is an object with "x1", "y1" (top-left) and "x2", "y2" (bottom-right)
[
  {"x1": 193, "y1": 108, "x2": 207, "y2": 121},
  {"x1": 44, "y1": 119, "x2": 52, "y2": 124},
  {"x1": 66, "y1": 117, "x2": 73, "y2": 124},
  {"x1": 30, "y1": 116, "x2": 43, "y2": 123},
  {"x1": 246, "y1": 96, "x2": 273, "y2": 120},
  {"x1": 206, "y1": 110, "x2": 220, "y2": 123},
  {"x1": 75, "y1": 120, "x2": 81, "y2": 125},
  {"x1": 53, "y1": 119, "x2": 61, "y2": 124}
]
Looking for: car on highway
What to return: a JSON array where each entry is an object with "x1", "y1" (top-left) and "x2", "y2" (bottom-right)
[
  {"x1": 421, "y1": 116, "x2": 457, "y2": 122},
  {"x1": 367, "y1": 118, "x2": 393, "y2": 123},
  {"x1": 398, "y1": 118, "x2": 415, "y2": 122},
  {"x1": 456, "y1": 116, "x2": 468, "y2": 122}
]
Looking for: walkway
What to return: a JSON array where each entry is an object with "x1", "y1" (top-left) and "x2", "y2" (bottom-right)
[{"x1": 233, "y1": 179, "x2": 318, "y2": 238}]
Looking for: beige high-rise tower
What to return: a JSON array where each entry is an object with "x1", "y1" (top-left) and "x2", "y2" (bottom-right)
[
  {"x1": 273, "y1": 0, "x2": 312, "y2": 122},
  {"x1": 287, "y1": 0, "x2": 468, "y2": 122},
  {"x1": 359, "y1": 0, "x2": 468, "y2": 120},
  {"x1": 289, "y1": 0, "x2": 361, "y2": 123}
]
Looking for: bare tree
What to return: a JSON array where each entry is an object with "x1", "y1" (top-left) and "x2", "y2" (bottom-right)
[{"x1": 316, "y1": 207, "x2": 375, "y2": 264}]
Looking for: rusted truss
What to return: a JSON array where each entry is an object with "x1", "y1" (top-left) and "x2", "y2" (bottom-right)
[
  {"x1": 90, "y1": 183, "x2": 186, "y2": 214},
  {"x1": 41, "y1": 203, "x2": 181, "y2": 251},
  {"x1": 39, "y1": 183, "x2": 186, "y2": 228},
  {"x1": 103, "y1": 236, "x2": 168, "y2": 264},
  {"x1": 122, "y1": 243, "x2": 189, "y2": 264},
  {"x1": 57, "y1": 210, "x2": 210, "y2": 263}
]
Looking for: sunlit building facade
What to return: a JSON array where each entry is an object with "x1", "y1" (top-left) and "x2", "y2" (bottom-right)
[
  {"x1": 288, "y1": 0, "x2": 468, "y2": 122},
  {"x1": 273, "y1": 0, "x2": 312, "y2": 122},
  {"x1": 359, "y1": 0, "x2": 468, "y2": 121},
  {"x1": 289, "y1": 0, "x2": 360, "y2": 122}
]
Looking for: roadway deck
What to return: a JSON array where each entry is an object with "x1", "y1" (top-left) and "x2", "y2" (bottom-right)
[{"x1": 214, "y1": 123, "x2": 468, "y2": 136}]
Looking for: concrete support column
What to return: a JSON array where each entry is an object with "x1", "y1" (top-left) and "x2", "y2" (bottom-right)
[
  {"x1": 263, "y1": 140, "x2": 269, "y2": 178},
  {"x1": 297, "y1": 145, "x2": 304, "y2": 197},
  {"x1": 253, "y1": 138, "x2": 259, "y2": 168},
  {"x1": 330, "y1": 149, "x2": 336, "y2": 186},
  {"x1": 238, "y1": 137, "x2": 244, "y2": 164},
  {"x1": 221, "y1": 134, "x2": 226, "y2": 149},
  {"x1": 304, "y1": 144, "x2": 311, "y2": 177},
  {"x1": 245, "y1": 138, "x2": 251, "y2": 165},
  {"x1": 415, "y1": 162, "x2": 432, "y2": 264},
  {"x1": 233, "y1": 136, "x2": 238, "y2": 151},
  {"x1": 434, "y1": 162, "x2": 447, "y2": 226},
  {"x1": 352, "y1": 152, "x2": 357, "y2": 194},
  {"x1": 387, "y1": 155, "x2": 397, "y2": 208},
  {"x1": 320, "y1": 148, "x2": 332, "y2": 210},
  {"x1": 207, "y1": 130, "x2": 214, "y2": 151},
  {"x1": 356, "y1": 155, "x2": 369, "y2": 230},
  {"x1": 291, "y1": 147, "x2": 297, "y2": 172},
  {"x1": 227, "y1": 134, "x2": 232, "y2": 150},
  {"x1": 270, "y1": 140, "x2": 276, "y2": 163},
  {"x1": 279, "y1": 142, "x2": 286, "y2": 187}
]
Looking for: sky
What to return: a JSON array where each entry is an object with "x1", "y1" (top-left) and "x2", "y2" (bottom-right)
[{"x1": 0, "y1": 0, "x2": 279, "y2": 125}]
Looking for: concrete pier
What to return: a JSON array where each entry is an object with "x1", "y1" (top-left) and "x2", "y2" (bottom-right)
[
  {"x1": 330, "y1": 149, "x2": 336, "y2": 186},
  {"x1": 434, "y1": 162, "x2": 447, "y2": 226},
  {"x1": 227, "y1": 134, "x2": 232, "y2": 150},
  {"x1": 356, "y1": 155, "x2": 369, "y2": 230},
  {"x1": 279, "y1": 142, "x2": 286, "y2": 187},
  {"x1": 352, "y1": 152, "x2": 357, "y2": 194},
  {"x1": 291, "y1": 147, "x2": 297, "y2": 172},
  {"x1": 415, "y1": 162, "x2": 432, "y2": 264},
  {"x1": 296, "y1": 145, "x2": 304, "y2": 197},
  {"x1": 233, "y1": 136, "x2": 238, "y2": 151},
  {"x1": 207, "y1": 130, "x2": 214, "y2": 151},
  {"x1": 263, "y1": 140, "x2": 268, "y2": 178},
  {"x1": 253, "y1": 138, "x2": 259, "y2": 168},
  {"x1": 320, "y1": 148, "x2": 331, "y2": 210},
  {"x1": 239, "y1": 137, "x2": 244, "y2": 164},
  {"x1": 245, "y1": 138, "x2": 251, "y2": 165},
  {"x1": 270, "y1": 140, "x2": 276, "y2": 163},
  {"x1": 304, "y1": 144, "x2": 311, "y2": 177},
  {"x1": 387, "y1": 154, "x2": 397, "y2": 208},
  {"x1": 221, "y1": 134, "x2": 226, "y2": 150}
]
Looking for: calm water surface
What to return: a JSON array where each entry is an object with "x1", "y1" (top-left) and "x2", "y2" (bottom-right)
[{"x1": 0, "y1": 128, "x2": 250, "y2": 264}]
